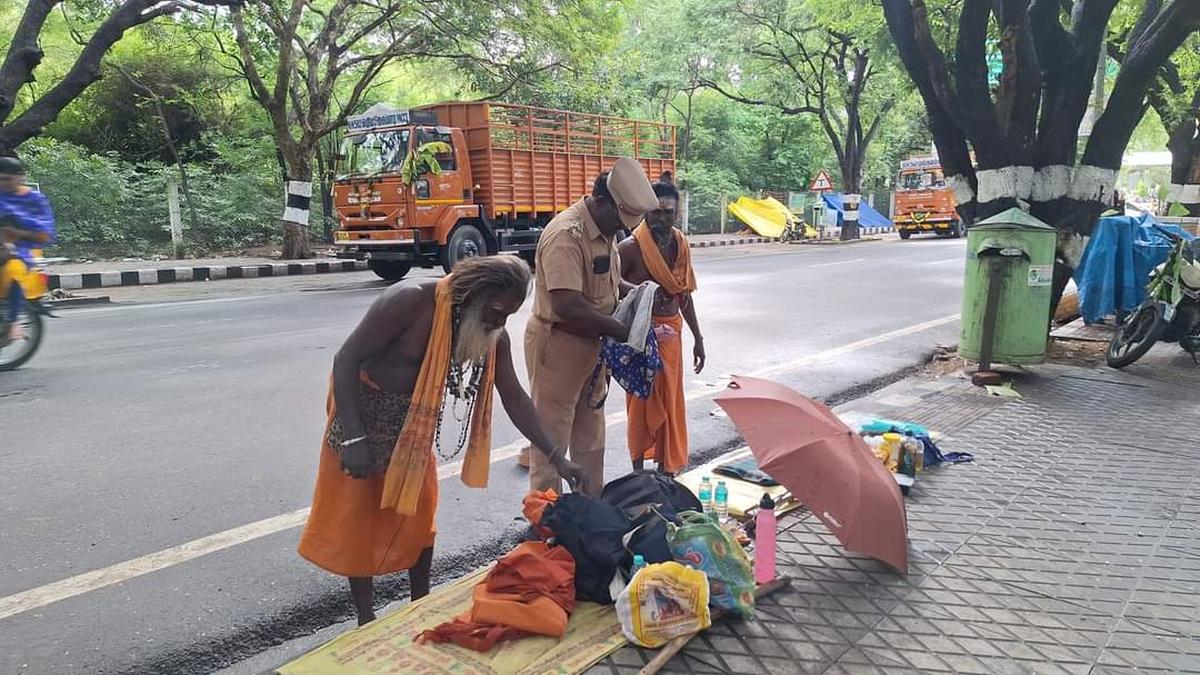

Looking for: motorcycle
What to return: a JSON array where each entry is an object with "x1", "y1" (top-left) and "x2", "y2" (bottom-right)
[
  {"x1": 1106, "y1": 225, "x2": 1200, "y2": 368},
  {"x1": 0, "y1": 252, "x2": 54, "y2": 371}
]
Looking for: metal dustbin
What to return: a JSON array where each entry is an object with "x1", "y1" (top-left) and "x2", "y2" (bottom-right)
[{"x1": 960, "y1": 208, "x2": 1057, "y2": 368}]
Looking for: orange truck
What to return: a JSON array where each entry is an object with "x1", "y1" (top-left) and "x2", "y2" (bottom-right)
[
  {"x1": 892, "y1": 157, "x2": 962, "y2": 239},
  {"x1": 332, "y1": 102, "x2": 676, "y2": 279}
]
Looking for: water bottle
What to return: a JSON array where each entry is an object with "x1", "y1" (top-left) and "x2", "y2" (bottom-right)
[
  {"x1": 714, "y1": 480, "x2": 729, "y2": 522},
  {"x1": 630, "y1": 554, "x2": 646, "y2": 577},
  {"x1": 698, "y1": 476, "x2": 713, "y2": 515},
  {"x1": 903, "y1": 430, "x2": 924, "y2": 473},
  {"x1": 754, "y1": 493, "x2": 777, "y2": 584}
]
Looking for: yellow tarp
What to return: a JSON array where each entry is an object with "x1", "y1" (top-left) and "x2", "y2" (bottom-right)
[
  {"x1": 727, "y1": 196, "x2": 815, "y2": 239},
  {"x1": 277, "y1": 567, "x2": 626, "y2": 675},
  {"x1": 676, "y1": 448, "x2": 802, "y2": 519}
]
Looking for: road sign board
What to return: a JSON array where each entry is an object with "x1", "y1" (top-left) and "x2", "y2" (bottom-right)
[{"x1": 809, "y1": 170, "x2": 835, "y2": 192}]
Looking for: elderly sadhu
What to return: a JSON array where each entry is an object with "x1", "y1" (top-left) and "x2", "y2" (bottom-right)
[
  {"x1": 298, "y1": 256, "x2": 584, "y2": 626},
  {"x1": 617, "y1": 177, "x2": 704, "y2": 475}
]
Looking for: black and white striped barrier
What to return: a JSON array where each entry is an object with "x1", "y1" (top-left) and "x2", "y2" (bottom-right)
[{"x1": 49, "y1": 259, "x2": 369, "y2": 291}]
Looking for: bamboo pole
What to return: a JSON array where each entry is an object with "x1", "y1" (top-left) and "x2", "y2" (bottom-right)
[{"x1": 638, "y1": 576, "x2": 792, "y2": 675}]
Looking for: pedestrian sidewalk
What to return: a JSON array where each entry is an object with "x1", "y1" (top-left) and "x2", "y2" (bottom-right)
[{"x1": 594, "y1": 346, "x2": 1200, "y2": 673}]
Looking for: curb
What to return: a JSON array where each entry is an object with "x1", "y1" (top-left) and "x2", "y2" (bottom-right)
[
  {"x1": 48, "y1": 296, "x2": 111, "y2": 308},
  {"x1": 688, "y1": 236, "x2": 776, "y2": 248},
  {"x1": 49, "y1": 260, "x2": 369, "y2": 291}
]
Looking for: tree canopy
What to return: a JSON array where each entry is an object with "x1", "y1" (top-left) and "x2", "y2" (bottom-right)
[{"x1": 2, "y1": 0, "x2": 1195, "y2": 258}]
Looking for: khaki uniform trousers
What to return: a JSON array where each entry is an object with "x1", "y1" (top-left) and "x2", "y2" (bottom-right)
[{"x1": 525, "y1": 317, "x2": 606, "y2": 497}]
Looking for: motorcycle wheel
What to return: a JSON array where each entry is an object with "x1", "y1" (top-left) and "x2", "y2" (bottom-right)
[
  {"x1": 0, "y1": 304, "x2": 43, "y2": 371},
  {"x1": 1106, "y1": 303, "x2": 1168, "y2": 369}
]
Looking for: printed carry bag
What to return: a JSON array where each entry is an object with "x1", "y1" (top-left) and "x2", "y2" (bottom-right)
[
  {"x1": 615, "y1": 562, "x2": 711, "y2": 648},
  {"x1": 667, "y1": 511, "x2": 756, "y2": 618}
]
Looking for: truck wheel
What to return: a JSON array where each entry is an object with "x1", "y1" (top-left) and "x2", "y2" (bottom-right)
[
  {"x1": 899, "y1": 229, "x2": 912, "y2": 240},
  {"x1": 368, "y1": 260, "x2": 412, "y2": 281},
  {"x1": 950, "y1": 221, "x2": 964, "y2": 238},
  {"x1": 442, "y1": 223, "x2": 487, "y2": 274}
]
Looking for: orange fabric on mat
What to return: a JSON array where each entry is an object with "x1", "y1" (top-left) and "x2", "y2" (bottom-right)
[
  {"x1": 627, "y1": 314, "x2": 688, "y2": 473},
  {"x1": 297, "y1": 376, "x2": 438, "y2": 577},
  {"x1": 417, "y1": 542, "x2": 576, "y2": 652}
]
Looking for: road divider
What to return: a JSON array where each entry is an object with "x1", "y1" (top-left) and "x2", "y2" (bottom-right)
[{"x1": 0, "y1": 312, "x2": 959, "y2": 621}]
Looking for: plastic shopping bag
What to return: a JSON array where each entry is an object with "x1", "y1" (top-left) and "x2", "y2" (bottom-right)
[
  {"x1": 668, "y1": 511, "x2": 756, "y2": 618},
  {"x1": 615, "y1": 562, "x2": 711, "y2": 648}
]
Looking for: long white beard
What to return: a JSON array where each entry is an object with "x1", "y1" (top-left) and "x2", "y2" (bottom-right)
[{"x1": 453, "y1": 306, "x2": 500, "y2": 367}]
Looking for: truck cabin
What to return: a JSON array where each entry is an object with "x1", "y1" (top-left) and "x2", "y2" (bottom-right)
[{"x1": 896, "y1": 166, "x2": 947, "y2": 192}]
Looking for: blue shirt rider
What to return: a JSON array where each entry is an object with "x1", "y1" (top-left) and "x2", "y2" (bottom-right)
[{"x1": 1, "y1": 155, "x2": 56, "y2": 343}]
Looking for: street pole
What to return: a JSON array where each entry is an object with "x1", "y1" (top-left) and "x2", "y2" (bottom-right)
[
  {"x1": 720, "y1": 192, "x2": 727, "y2": 234},
  {"x1": 167, "y1": 179, "x2": 183, "y2": 260},
  {"x1": 681, "y1": 189, "x2": 691, "y2": 234}
]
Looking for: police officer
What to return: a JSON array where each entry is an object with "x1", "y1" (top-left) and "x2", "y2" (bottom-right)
[{"x1": 524, "y1": 158, "x2": 658, "y2": 496}]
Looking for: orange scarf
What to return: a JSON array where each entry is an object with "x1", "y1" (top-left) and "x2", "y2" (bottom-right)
[
  {"x1": 633, "y1": 224, "x2": 696, "y2": 296},
  {"x1": 380, "y1": 276, "x2": 496, "y2": 515}
]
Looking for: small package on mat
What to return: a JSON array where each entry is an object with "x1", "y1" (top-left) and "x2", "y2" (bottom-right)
[{"x1": 615, "y1": 562, "x2": 711, "y2": 648}]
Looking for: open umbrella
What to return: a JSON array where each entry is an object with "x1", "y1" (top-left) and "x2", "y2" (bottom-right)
[{"x1": 714, "y1": 375, "x2": 908, "y2": 573}]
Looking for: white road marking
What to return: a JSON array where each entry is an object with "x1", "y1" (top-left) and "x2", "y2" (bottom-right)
[
  {"x1": 0, "y1": 312, "x2": 959, "y2": 621},
  {"x1": 811, "y1": 258, "x2": 867, "y2": 268},
  {"x1": 922, "y1": 257, "x2": 964, "y2": 266}
]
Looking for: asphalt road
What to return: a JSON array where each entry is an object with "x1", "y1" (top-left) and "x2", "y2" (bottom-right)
[{"x1": 0, "y1": 237, "x2": 967, "y2": 674}]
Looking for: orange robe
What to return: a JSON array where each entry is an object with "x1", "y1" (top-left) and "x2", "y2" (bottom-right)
[
  {"x1": 627, "y1": 225, "x2": 697, "y2": 474},
  {"x1": 297, "y1": 377, "x2": 438, "y2": 577},
  {"x1": 299, "y1": 276, "x2": 496, "y2": 577}
]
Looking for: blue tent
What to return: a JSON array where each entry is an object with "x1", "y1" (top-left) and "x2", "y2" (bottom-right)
[
  {"x1": 1074, "y1": 212, "x2": 1195, "y2": 323},
  {"x1": 821, "y1": 193, "x2": 892, "y2": 229}
]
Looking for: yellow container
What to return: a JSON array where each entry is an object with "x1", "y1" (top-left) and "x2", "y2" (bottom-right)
[{"x1": 880, "y1": 433, "x2": 903, "y2": 472}]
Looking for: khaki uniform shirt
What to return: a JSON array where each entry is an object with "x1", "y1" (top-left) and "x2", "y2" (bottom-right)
[{"x1": 532, "y1": 198, "x2": 621, "y2": 323}]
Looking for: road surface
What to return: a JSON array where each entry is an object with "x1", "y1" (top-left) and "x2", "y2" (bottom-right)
[{"x1": 0, "y1": 237, "x2": 967, "y2": 673}]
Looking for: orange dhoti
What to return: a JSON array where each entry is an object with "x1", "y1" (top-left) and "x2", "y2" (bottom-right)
[
  {"x1": 298, "y1": 379, "x2": 438, "y2": 577},
  {"x1": 627, "y1": 313, "x2": 688, "y2": 474}
]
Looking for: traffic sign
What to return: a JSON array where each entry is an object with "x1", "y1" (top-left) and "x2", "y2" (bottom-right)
[{"x1": 809, "y1": 170, "x2": 835, "y2": 192}]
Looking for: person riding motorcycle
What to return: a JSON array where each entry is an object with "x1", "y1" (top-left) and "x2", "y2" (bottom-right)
[{"x1": 0, "y1": 155, "x2": 56, "y2": 346}]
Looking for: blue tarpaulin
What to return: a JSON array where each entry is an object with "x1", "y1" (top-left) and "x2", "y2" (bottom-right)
[
  {"x1": 1074, "y1": 212, "x2": 1195, "y2": 323},
  {"x1": 822, "y1": 193, "x2": 892, "y2": 229}
]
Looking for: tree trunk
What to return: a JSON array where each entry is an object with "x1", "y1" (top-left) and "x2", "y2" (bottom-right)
[
  {"x1": 281, "y1": 160, "x2": 314, "y2": 259},
  {"x1": 839, "y1": 154, "x2": 864, "y2": 241},
  {"x1": 1166, "y1": 92, "x2": 1200, "y2": 216}
]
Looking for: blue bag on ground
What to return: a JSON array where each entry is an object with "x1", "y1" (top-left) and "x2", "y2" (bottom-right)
[{"x1": 667, "y1": 511, "x2": 756, "y2": 618}]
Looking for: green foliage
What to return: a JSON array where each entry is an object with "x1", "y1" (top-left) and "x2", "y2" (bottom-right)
[
  {"x1": 399, "y1": 141, "x2": 451, "y2": 185},
  {"x1": 22, "y1": 137, "x2": 282, "y2": 258}
]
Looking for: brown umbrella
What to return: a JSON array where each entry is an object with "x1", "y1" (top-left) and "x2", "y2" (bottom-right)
[{"x1": 714, "y1": 375, "x2": 908, "y2": 573}]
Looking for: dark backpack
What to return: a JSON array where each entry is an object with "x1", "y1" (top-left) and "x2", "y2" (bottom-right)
[
  {"x1": 540, "y1": 493, "x2": 631, "y2": 604},
  {"x1": 600, "y1": 471, "x2": 703, "y2": 523}
]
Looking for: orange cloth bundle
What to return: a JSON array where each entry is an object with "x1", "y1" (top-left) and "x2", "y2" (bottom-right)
[
  {"x1": 417, "y1": 542, "x2": 576, "y2": 651},
  {"x1": 522, "y1": 488, "x2": 559, "y2": 539}
]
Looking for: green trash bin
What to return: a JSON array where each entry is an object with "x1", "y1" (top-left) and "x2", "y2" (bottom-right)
[{"x1": 960, "y1": 208, "x2": 1057, "y2": 368}]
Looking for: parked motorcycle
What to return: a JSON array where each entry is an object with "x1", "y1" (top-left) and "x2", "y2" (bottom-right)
[
  {"x1": 0, "y1": 254, "x2": 54, "y2": 371},
  {"x1": 1107, "y1": 225, "x2": 1200, "y2": 368}
]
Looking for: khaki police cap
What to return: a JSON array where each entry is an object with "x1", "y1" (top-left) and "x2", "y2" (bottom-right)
[{"x1": 606, "y1": 157, "x2": 658, "y2": 229}]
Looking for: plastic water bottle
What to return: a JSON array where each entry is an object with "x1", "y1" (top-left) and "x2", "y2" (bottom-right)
[
  {"x1": 754, "y1": 493, "x2": 777, "y2": 584},
  {"x1": 698, "y1": 476, "x2": 713, "y2": 516},
  {"x1": 630, "y1": 554, "x2": 646, "y2": 577},
  {"x1": 714, "y1": 480, "x2": 729, "y2": 522}
]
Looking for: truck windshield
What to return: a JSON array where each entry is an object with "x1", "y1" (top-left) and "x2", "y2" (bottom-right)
[
  {"x1": 338, "y1": 129, "x2": 410, "y2": 178},
  {"x1": 897, "y1": 170, "x2": 945, "y2": 191}
]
